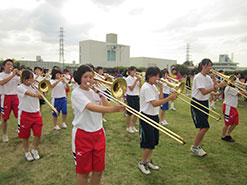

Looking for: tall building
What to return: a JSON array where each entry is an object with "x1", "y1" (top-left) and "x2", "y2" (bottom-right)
[
  {"x1": 79, "y1": 33, "x2": 130, "y2": 67},
  {"x1": 79, "y1": 33, "x2": 177, "y2": 68}
]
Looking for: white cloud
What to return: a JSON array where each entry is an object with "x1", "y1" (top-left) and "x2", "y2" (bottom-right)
[{"x1": 0, "y1": 0, "x2": 246, "y2": 67}]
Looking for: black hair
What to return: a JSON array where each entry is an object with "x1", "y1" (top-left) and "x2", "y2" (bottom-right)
[
  {"x1": 21, "y1": 69, "x2": 33, "y2": 84},
  {"x1": 219, "y1": 70, "x2": 224, "y2": 73},
  {"x1": 51, "y1": 69, "x2": 61, "y2": 80},
  {"x1": 74, "y1": 65, "x2": 94, "y2": 85},
  {"x1": 128, "y1": 66, "x2": 136, "y2": 73},
  {"x1": 145, "y1": 67, "x2": 161, "y2": 82},
  {"x1": 20, "y1": 65, "x2": 26, "y2": 70},
  {"x1": 64, "y1": 69, "x2": 69, "y2": 73},
  {"x1": 85, "y1": 63, "x2": 95, "y2": 71},
  {"x1": 198, "y1": 58, "x2": 213, "y2": 72},
  {"x1": 161, "y1": 68, "x2": 168, "y2": 76},
  {"x1": 34, "y1": 66, "x2": 42, "y2": 71},
  {"x1": 2, "y1": 59, "x2": 14, "y2": 67},
  {"x1": 96, "y1": 66, "x2": 103, "y2": 72}
]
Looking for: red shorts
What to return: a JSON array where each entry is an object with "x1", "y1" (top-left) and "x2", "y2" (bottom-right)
[
  {"x1": 74, "y1": 128, "x2": 105, "y2": 174},
  {"x1": 65, "y1": 88, "x2": 70, "y2": 93},
  {"x1": 1, "y1": 95, "x2": 19, "y2": 120},
  {"x1": 222, "y1": 104, "x2": 239, "y2": 125},
  {"x1": 18, "y1": 111, "x2": 43, "y2": 138}
]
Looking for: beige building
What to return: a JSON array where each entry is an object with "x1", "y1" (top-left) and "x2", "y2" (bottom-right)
[
  {"x1": 79, "y1": 33, "x2": 130, "y2": 67},
  {"x1": 79, "y1": 33, "x2": 177, "y2": 69},
  {"x1": 130, "y1": 57, "x2": 177, "y2": 70}
]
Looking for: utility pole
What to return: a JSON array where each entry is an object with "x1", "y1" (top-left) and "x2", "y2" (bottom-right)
[
  {"x1": 186, "y1": 43, "x2": 191, "y2": 63},
  {"x1": 59, "y1": 27, "x2": 64, "y2": 68}
]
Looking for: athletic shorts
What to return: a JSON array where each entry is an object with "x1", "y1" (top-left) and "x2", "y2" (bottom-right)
[
  {"x1": 161, "y1": 93, "x2": 169, "y2": 110},
  {"x1": 191, "y1": 98, "x2": 210, "y2": 128},
  {"x1": 39, "y1": 98, "x2": 46, "y2": 105},
  {"x1": 222, "y1": 104, "x2": 239, "y2": 125},
  {"x1": 52, "y1": 97, "x2": 67, "y2": 117},
  {"x1": 72, "y1": 128, "x2": 106, "y2": 174},
  {"x1": 18, "y1": 111, "x2": 43, "y2": 138},
  {"x1": 1, "y1": 94, "x2": 19, "y2": 120},
  {"x1": 65, "y1": 87, "x2": 70, "y2": 93},
  {"x1": 126, "y1": 95, "x2": 140, "y2": 115},
  {"x1": 139, "y1": 112, "x2": 159, "y2": 149}
]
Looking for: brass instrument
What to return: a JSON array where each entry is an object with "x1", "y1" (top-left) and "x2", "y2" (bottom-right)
[
  {"x1": 32, "y1": 82, "x2": 58, "y2": 115},
  {"x1": 93, "y1": 85, "x2": 186, "y2": 144},
  {"x1": 94, "y1": 77, "x2": 127, "y2": 98},
  {"x1": 160, "y1": 78, "x2": 222, "y2": 121},
  {"x1": 210, "y1": 69, "x2": 247, "y2": 99},
  {"x1": 41, "y1": 73, "x2": 47, "y2": 79}
]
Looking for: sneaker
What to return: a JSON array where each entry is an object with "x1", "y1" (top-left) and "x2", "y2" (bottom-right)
[
  {"x1": 221, "y1": 137, "x2": 226, "y2": 141},
  {"x1": 160, "y1": 120, "x2": 168, "y2": 126},
  {"x1": 126, "y1": 127, "x2": 135, "y2": 133},
  {"x1": 190, "y1": 145, "x2": 207, "y2": 157},
  {"x1": 171, "y1": 107, "x2": 176, "y2": 111},
  {"x1": 102, "y1": 118, "x2": 107, "y2": 123},
  {"x1": 61, "y1": 122, "x2": 67, "y2": 129},
  {"x1": 138, "y1": 162, "x2": 151, "y2": 175},
  {"x1": 31, "y1": 149, "x2": 40, "y2": 160},
  {"x1": 2, "y1": 134, "x2": 9, "y2": 142},
  {"x1": 146, "y1": 160, "x2": 159, "y2": 170},
  {"x1": 132, "y1": 127, "x2": 139, "y2": 133},
  {"x1": 25, "y1": 152, "x2": 34, "y2": 161},
  {"x1": 225, "y1": 135, "x2": 235, "y2": 142},
  {"x1": 54, "y1": 125, "x2": 61, "y2": 130}
]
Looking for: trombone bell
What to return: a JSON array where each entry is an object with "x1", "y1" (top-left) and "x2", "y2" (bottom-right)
[
  {"x1": 38, "y1": 80, "x2": 51, "y2": 93},
  {"x1": 111, "y1": 78, "x2": 127, "y2": 98}
]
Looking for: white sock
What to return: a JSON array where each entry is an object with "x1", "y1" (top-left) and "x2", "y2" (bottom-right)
[{"x1": 171, "y1": 102, "x2": 174, "y2": 109}]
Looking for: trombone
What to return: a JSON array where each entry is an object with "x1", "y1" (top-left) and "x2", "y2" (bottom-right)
[
  {"x1": 93, "y1": 76, "x2": 127, "y2": 98},
  {"x1": 210, "y1": 69, "x2": 247, "y2": 99},
  {"x1": 159, "y1": 78, "x2": 222, "y2": 121},
  {"x1": 32, "y1": 80, "x2": 59, "y2": 115},
  {"x1": 94, "y1": 79, "x2": 186, "y2": 144}
]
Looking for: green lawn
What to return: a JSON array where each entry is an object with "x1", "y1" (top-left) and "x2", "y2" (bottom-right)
[{"x1": 0, "y1": 94, "x2": 246, "y2": 185}]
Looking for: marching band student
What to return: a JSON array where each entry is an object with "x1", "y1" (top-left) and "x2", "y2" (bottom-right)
[
  {"x1": 17, "y1": 70, "x2": 43, "y2": 161},
  {"x1": 50, "y1": 69, "x2": 69, "y2": 130},
  {"x1": 0, "y1": 59, "x2": 20, "y2": 142},
  {"x1": 138, "y1": 67, "x2": 177, "y2": 175},
  {"x1": 221, "y1": 83, "x2": 240, "y2": 142},
  {"x1": 190, "y1": 59, "x2": 226, "y2": 157},
  {"x1": 125, "y1": 66, "x2": 142, "y2": 133},
  {"x1": 71, "y1": 65, "x2": 124, "y2": 185},
  {"x1": 160, "y1": 69, "x2": 170, "y2": 126},
  {"x1": 33, "y1": 67, "x2": 46, "y2": 111},
  {"x1": 63, "y1": 69, "x2": 71, "y2": 98},
  {"x1": 169, "y1": 68, "x2": 177, "y2": 111}
]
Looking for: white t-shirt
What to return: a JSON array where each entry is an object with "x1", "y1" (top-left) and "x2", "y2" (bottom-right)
[
  {"x1": 223, "y1": 86, "x2": 239, "y2": 108},
  {"x1": 94, "y1": 75, "x2": 106, "y2": 91},
  {"x1": 0, "y1": 72, "x2": 20, "y2": 95},
  {"x1": 17, "y1": 84, "x2": 40, "y2": 112},
  {"x1": 33, "y1": 74, "x2": 44, "y2": 87},
  {"x1": 192, "y1": 73, "x2": 214, "y2": 101},
  {"x1": 140, "y1": 82, "x2": 159, "y2": 116},
  {"x1": 50, "y1": 79, "x2": 66, "y2": 98},
  {"x1": 161, "y1": 78, "x2": 170, "y2": 94},
  {"x1": 71, "y1": 77, "x2": 79, "y2": 90},
  {"x1": 71, "y1": 87, "x2": 103, "y2": 132},
  {"x1": 126, "y1": 75, "x2": 140, "y2": 96},
  {"x1": 64, "y1": 74, "x2": 71, "y2": 83}
]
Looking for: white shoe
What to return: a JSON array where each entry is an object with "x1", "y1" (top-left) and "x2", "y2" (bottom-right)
[
  {"x1": 2, "y1": 134, "x2": 9, "y2": 142},
  {"x1": 54, "y1": 125, "x2": 61, "y2": 130},
  {"x1": 132, "y1": 127, "x2": 139, "y2": 133},
  {"x1": 25, "y1": 152, "x2": 34, "y2": 161},
  {"x1": 160, "y1": 120, "x2": 168, "y2": 126},
  {"x1": 146, "y1": 160, "x2": 159, "y2": 170},
  {"x1": 190, "y1": 145, "x2": 207, "y2": 157},
  {"x1": 102, "y1": 118, "x2": 107, "y2": 123},
  {"x1": 138, "y1": 162, "x2": 151, "y2": 175},
  {"x1": 126, "y1": 127, "x2": 134, "y2": 133},
  {"x1": 171, "y1": 107, "x2": 176, "y2": 111},
  {"x1": 31, "y1": 149, "x2": 40, "y2": 160},
  {"x1": 61, "y1": 122, "x2": 67, "y2": 129}
]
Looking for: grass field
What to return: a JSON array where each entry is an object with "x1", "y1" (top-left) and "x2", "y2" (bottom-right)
[{"x1": 0, "y1": 93, "x2": 247, "y2": 185}]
